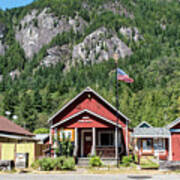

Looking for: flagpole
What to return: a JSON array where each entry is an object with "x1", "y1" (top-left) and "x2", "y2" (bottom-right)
[{"x1": 113, "y1": 53, "x2": 119, "y2": 168}]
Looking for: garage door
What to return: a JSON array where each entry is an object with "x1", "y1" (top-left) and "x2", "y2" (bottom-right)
[{"x1": 172, "y1": 133, "x2": 180, "y2": 161}]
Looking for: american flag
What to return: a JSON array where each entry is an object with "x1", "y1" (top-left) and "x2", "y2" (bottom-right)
[{"x1": 117, "y1": 68, "x2": 134, "y2": 83}]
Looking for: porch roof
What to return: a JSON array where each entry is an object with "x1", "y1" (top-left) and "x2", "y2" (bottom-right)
[
  {"x1": 51, "y1": 109, "x2": 122, "y2": 129},
  {"x1": 132, "y1": 127, "x2": 170, "y2": 138}
]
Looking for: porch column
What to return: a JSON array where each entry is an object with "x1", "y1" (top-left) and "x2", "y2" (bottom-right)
[
  {"x1": 73, "y1": 128, "x2": 78, "y2": 157},
  {"x1": 54, "y1": 128, "x2": 58, "y2": 158},
  {"x1": 168, "y1": 136, "x2": 172, "y2": 161},
  {"x1": 91, "y1": 127, "x2": 96, "y2": 156},
  {"x1": 115, "y1": 127, "x2": 118, "y2": 159},
  {"x1": 49, "y1": 128, "x2": 52, "y2": 145}
]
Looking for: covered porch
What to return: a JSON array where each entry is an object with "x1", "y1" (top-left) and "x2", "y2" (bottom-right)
[
  {"x1": 51, "y1": 109, "x2": 127, "y2": 161},
  {"x1": 132, "y1": 127, "x2": 171, "y2": 161},
  {"x1": 74, "y1": 127, "x2": 124, "y2": 159}
]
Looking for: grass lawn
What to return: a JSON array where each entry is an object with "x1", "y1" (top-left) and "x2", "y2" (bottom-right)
[{"x1": 140, "y1": 157, "x2": 159, "y2": 169}]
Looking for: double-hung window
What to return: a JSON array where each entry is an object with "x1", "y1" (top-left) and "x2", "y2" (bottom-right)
[{"x1": 99, "y1": 131, "x2": 114, "y2": 146}]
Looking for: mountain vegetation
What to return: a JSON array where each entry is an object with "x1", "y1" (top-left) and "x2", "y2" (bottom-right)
[{"x1": 0, "y1": 0, "x2": 179, "y2": 131}]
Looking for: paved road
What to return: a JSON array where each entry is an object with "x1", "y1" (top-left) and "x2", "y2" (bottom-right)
[{"x1": 0, "y1": 174, "x2": 180, "y2": 180}]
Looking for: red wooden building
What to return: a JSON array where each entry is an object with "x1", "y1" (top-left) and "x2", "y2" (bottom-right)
[
  {"x1": 48, "y1": 87, "x2": 130, "y2": 163},
  {"x1": 167, "y1": 118, "x2": 180, "y2": 161}
]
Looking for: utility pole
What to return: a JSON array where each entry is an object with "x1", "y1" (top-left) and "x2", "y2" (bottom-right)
[{"x1": 113, "y1": 53, "x2": 119, "y2": 168}]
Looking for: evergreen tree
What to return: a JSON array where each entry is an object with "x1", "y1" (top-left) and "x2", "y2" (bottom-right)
[
  {"x1": 19, "y1": 92, "x2": 37, "y2": 132},
  {"x1": 33, "y1": 89, "x2": 43, "y2": 112}
]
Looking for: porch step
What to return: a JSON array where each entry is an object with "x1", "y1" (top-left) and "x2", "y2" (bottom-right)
[
  {"x1": 77, "y1": 157, "x2": 118, "y2": 166},
  {"x1": 77, "y1": 158, "x2": 89, "y2": 166}
]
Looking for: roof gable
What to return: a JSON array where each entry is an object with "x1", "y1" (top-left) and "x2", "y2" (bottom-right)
[
  {"x1": 52, "y1": 109, "x2": 122, "y2": 129},
  {"x1": 0, "y1": 116, "x2": 33, "y2": 136},
  {"x1": 48, "y1": 87, "x2": 130, "y2": 124},
  {"x1": 136, "y1": 121, "x2": 152, "y2": 128},
  {"x1": 167, "y1": 118, "x2": 180, "y2": 129}
]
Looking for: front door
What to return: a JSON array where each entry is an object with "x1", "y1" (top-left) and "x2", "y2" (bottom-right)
[
  {"x1": 84, "y1": 132, "x2": 92, "y2": 157},
  {"x1": 172, "y1": 133, "x2": 180, "y2": 161}
]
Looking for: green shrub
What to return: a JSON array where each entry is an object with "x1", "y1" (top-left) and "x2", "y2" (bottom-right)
[
  {"x1": 121, "y1": 155, "x2": 133, "y2": 167},
  {"x1": 53, "y1": 156, "x2": 66, "y2": 170},
  {"x1": 89, "y1": 155, "x2": 103, "y2": 167},
  {"x1": 39, "y1": 158, "x2": 55, "y2": 171},
  {"x1": 62, "y1": 157, "x2": 75, "y2": 170},
  {"x1": 33, "y1": 128, "x2": 49, "y2": 134},
  {"x1": 31, "y1": 160, "x2": 40, "y2": 169},
  {"x1": 32, "y1": 156, "x2": 75, "y2": 171}
]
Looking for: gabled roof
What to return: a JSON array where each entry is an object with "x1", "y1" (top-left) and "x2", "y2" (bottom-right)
[
  {"x1": 167, "y1": 117, "x2": 180, "y2": 129},
  {"x1": 0, "y1": 116, "x2": 33, "y2": 136},
  {"x1": 132, "y1": 127, "x2": 170, "y2": 138},
  {"x1": 51, "y1": 109, "x2": 122, "y2": 129},
  {"x1": 136, "y1": 121, "x2": 152, "y2": 128},
  {"x1": 0, "y1": 133, "x2": 36, "y2": 141},
  {"x1": 48, "y1": 87, "x2": 130, "y2": 123}
]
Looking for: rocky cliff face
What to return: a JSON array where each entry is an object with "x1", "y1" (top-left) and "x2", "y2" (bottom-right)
[
  {"x1": 72, "y1": 27, "x2": 132, "y2": 64},
  {"x1": 0, "y1": 23, "x2": 6, "y2": 55},
  {"x1": 14, "y1": 6, "x2": 142, "y2": 70},
  {"x1": 0, "y1": 41, "x2": 5, "y2": 55},
  {"x1": 40, "y1": 27, "x2": 133, "y2": 69},
  {"x1": 40, "y1": 45, "x2": 71, "y2": 67},
  {"x1": 15, "y1": 8, "x2": 87, "y2": 58},
  {"x1": 119, "y1": 27, "x2": 142, "y2": 41},
  {"x1": 102, "y1": 1, "x2": 134, "y2": 19}
]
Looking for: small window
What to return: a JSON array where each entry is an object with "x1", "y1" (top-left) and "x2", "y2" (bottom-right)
[
  {"x1": 154, "y1": 139, "x2": 165, "y2": 151},
  {"x1": 60, "y1": 130, "x2": 72, "y2": 140},
  {"x1": 100, "y1": 132, "x2": 114, "y2": 146},
  {"x1": 142, "y1": 139, "x2": 152, "y2": 152}
]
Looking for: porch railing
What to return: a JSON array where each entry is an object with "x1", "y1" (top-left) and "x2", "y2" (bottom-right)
[{"x1": 96, "y1": 146, "x2": 115, "y2": 158}]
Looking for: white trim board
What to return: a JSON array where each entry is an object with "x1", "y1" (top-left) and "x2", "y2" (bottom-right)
[
  {"x1": 51, "y1": 109, "x2": 122, "y2": 129},
  {"x1": 48, "y1": 87, "x2": 130, "y2": 123}
]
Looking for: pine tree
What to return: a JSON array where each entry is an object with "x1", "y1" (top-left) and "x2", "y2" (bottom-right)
[
  {"x1": 19, "y1": 92, "x2": 37, "y2": 132},
  {"x1": 33, "y1": 89, "x2": 43, "y2": 112}
]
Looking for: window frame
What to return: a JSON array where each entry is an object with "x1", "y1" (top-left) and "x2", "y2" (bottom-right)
[
  {"x1": 60, "y1": 130, "x2": 72, "y2": 140},
  {"x1": 142, "y1": 139, "x2": 153, "y2": 153},
  {"x1": 154, "y1": 138, "x2": 166, "y2": 152},
  {"x1": 98, "y1": 130, "x2": 115, "y2": 147}
]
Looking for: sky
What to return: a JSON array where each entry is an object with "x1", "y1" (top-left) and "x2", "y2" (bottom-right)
[{"x1": 0, "y1": 0, "x2": 34, "y2": 10}]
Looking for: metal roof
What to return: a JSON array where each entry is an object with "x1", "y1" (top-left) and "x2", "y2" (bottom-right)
[
  {"x1": 0, "y1": 116, "x2": 34, "y2": 136},
  {"x1": 167, "y1": 117, "x2": 180, "y2": 129},
  {"x1": 35, "y1": 134, "x2": 49, "y2": 141},
  {"x1": 132, "y1": 127, "x2": 170, "y2": 138},
  {"x1": 0, "y1": 133, "x2": 36, "y2": 141}
]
